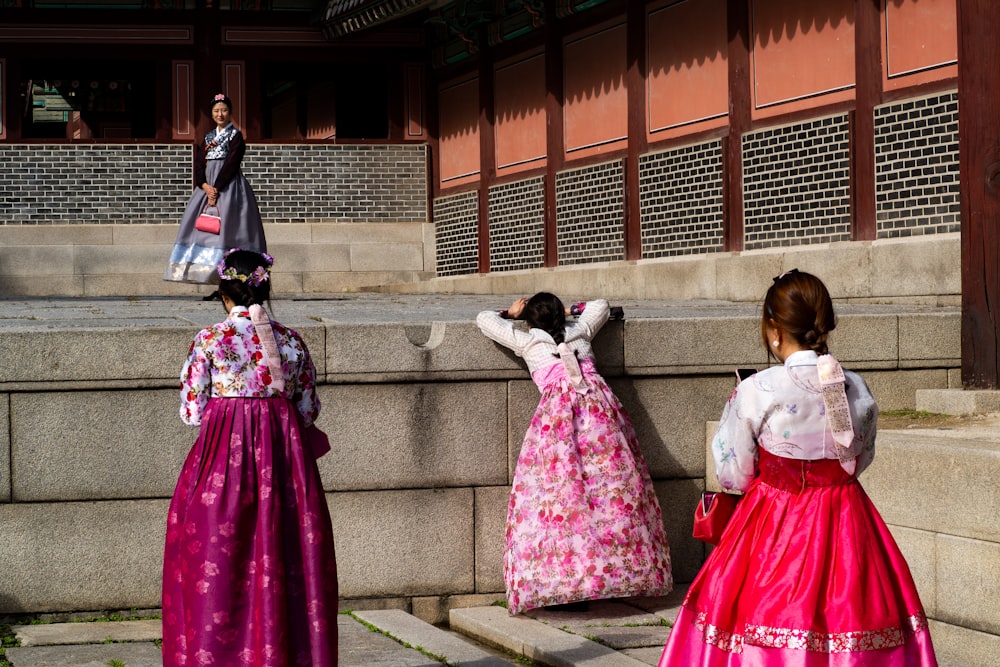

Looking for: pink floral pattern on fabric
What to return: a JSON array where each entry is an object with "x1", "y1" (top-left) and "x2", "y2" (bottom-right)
[
  {"x1": 504, "y1": 361, "x2": 673, "y2": 615},
  {"x1": 164, "y1": 308, "x2": 336, "y2": 667},
  {"x1": 180, "y1": 306, "x2": 318, "y2": 427}
]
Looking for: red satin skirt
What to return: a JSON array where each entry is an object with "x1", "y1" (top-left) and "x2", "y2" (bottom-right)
[{"x1": 659, "y1": 449, "x2": 937, "y2": 666}]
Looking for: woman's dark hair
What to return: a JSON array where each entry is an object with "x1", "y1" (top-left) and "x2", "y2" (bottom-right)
[
  {"x1": 761, "y1": 269, "x2": 835, "y2": 359},
  {"x1": 217, "y1": 250, "x2": 271, "y2": 307},
  {"x1": 210, "y1": 94, "x2": 232, "y2": 112},
  {"x1": 523, "y1": 292, "x2": 566, "y2": 345}
]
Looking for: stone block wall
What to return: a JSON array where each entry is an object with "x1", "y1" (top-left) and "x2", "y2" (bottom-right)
[
  {"x1": 0, "y1": 306, "x2": 963, "y2": 618},
  {"x1": 0, "y1": 143, "x2": 431, "y2": 296}
]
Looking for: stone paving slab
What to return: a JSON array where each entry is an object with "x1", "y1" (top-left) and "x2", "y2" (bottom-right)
[
  {"x1": 622, "y1": 646, "x2": 664, "y2": 665},
  {"x1": 450, "y1": 606, "x2": 649, "y2": 667},
  {"x1": 12, "y1": 620, "x2": 162, "y2": 647},
  {"x1": 354, "y1": 608, "x2": 511, "y2": 666},
  {"x1": 4, "y1": 642, "x2": 162, "y2": 667},
  {"x1": 338, "y1": 613, "x2": 442, "y2": 666}
]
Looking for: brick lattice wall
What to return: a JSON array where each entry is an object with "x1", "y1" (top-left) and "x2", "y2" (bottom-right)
[
  {"x1": 555, "y1": 160, "x2": 625, "y2": 265},
  {"x1": 0, "y1": 144, "x2": 427, "y2": 225},
  {"x1": 742, "y1": 115, "x2": 852, "y2": 249},
  {"x1": 488, "y1": 177, "x2": 545, "y2": 272},
  {"x1": 874, "y1": 91, "x2": 961, "y2": 238},
  {"x1": 433, "y1": 190, "x2": 479, "y2": 276},
  {"x1": 639, "y1": 140, "x2": 724, "y2": 258}
]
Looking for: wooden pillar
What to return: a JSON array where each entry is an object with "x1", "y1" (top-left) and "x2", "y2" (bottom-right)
[
  {"x1": 724, "y1": 0, "x2": 751, "y2": 252},
  {"x1": 851, "y1": 0, "x2": 881, "y2": 241},
  {"x1": 1, "y1": 57, "x2": 14, "y2": 141},
  {"x1": 958, "y1": 0, "x2": 1000, "y2": 388},
  {"x1": 543, "y1": 4, "x2": 565, "y2": 268},
  {"x1": 193, "y1": 1, "x2": 222, "y2": 136},
  {"x1": 477, "y1": 38, "x2": 496, "y2": 274},
  {"x1": 624, "y1": 1, "x2": 647, "y2": 261}
]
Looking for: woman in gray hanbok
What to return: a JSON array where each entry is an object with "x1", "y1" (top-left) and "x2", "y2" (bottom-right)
[{"x1": 164, "y1": 93, "x2": 266, "y2": 284}]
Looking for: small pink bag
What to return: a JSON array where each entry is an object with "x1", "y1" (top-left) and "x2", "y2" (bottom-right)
[{"x1": 195, "y1": 205, "x2": 221, "y2": 234}]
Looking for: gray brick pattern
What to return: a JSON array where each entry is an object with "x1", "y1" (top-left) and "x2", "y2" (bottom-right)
[
  {"x1": 874, "y1": 91, "x2": 960, "y2": 239},
  {"x1": 244, "y1": 144, "x2": 427, "y2": 223},
  {"x1": 639, "y1": 141, "x2": 724, "y2": 258},
  {"x1": 433, "y1": 190, "x2": 479, "y2": 276},
  {"x1": 742, "y1": 115, "x2": 851, "y2": 249},
  {"x1": 0, "y1": 144, "x2": 427, "y2": 225},
  {"x1": 0, "y1": 145, "x2": 190, "y2": 224},
  {"x1": 488, "y1": 177, "x2": 545, "y2": 272},
  {"x1": 555, "y1": 160, "x2": 625, "y2": 265}
]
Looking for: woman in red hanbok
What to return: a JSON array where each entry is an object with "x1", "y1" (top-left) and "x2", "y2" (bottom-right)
[
  {"x1": 659, "y1": 270, "x2": 936, "y2": 667},
  {"x1": 162, "y1": 249, "x2": 337, "y2": 667}
]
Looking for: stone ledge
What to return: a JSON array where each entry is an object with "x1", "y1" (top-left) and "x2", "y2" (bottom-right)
[
  {"x1": 13, "y1": 620, "x2": 161, "y2": 647},
  {"x1": 916, "y1": 389, "x2": 1000, "y2": 415}
]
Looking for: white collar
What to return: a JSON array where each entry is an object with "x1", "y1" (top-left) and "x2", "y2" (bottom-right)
[{"x1": 784, "y1": 349, "x2": 819, "y2": 367}]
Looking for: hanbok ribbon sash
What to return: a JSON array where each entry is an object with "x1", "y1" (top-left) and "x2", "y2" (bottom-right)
[
  {"x1": 249, "y1": 304, "x2": 285, "y2": 394},
  {"x1": 817, "y1": 354, "x2": 856, "y2": 475},
  {"x1": 557, "y1": 342, "x2": 589, "y2": 394},
  {"x1": 531, "y1": 357, "x2": 596, "y2": 392}
]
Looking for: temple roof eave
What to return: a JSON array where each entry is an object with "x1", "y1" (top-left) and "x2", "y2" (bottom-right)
[{"x1": 320, "y1": 0, "x2": 439, "y2": 39}]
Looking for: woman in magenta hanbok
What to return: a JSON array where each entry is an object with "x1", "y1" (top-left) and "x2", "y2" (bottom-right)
[
  {"x1": 658, "y1": 270, "x2": 936, "y2": 667},
  {"x1": 477, "y1": 293, "x2": 672, "y2": 616},
  {"x1": 162, "y1": 249, "x2": 338, "y2": 666}
]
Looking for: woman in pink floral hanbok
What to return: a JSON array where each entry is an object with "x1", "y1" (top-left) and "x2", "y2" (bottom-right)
[
  {"x1": 162, "y1": 249, "x2": 338, "y2": 667},
  {"x1": 477, "y1": 293, "x2": 672, "y2": 615}
]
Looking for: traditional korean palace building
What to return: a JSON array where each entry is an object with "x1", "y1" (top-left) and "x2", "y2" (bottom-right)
[{"x1": 1, "y1": 0, "x2": 999, "y2": 386}]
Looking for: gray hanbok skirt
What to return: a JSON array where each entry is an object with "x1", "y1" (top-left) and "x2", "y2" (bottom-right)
[{"x1": 164, "y1": 160, "x2": 267, "y2": 284}]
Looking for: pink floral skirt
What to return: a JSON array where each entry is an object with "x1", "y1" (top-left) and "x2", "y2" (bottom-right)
[
  {"x1": 162, "y1": 397, "x2": 338, "y2": 666},
  {"x1": 658, "y1": 449, "x2": 936, "y2": 666},
  {"x1": 505, "y1": 361, "x2": 673, "y2": 615}
]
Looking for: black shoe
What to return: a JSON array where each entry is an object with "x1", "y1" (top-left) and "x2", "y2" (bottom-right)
[
  {"x1": 202, "y1": 290, "x2": 220, "y2": 302},
  {"x1": 547, "y1": 601, "x2": 589, "y2": 612}
]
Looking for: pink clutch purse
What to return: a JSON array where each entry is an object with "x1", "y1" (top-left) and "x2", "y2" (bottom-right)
[{"x1": 195, "y1": 205, "x2": 221, "y2": 234}]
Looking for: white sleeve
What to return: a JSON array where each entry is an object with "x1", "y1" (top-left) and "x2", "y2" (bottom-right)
[
  {"x1": 476, "y1": 310, "x2": 532, "y2": 356},
  {"x1": 848, "y1": 374, "x2": 879, "y2": 476},
  {"x1": 711, "y1": 381, "x2": 763, "y2": 492},
  {"x1": 571, "y1": 299, "x2": 610, "y2": 341}
]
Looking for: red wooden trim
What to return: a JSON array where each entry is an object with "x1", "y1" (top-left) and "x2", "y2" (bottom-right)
[
  {"x1": 477, "y1": 41, "x2": 496, "y2": 274},
  {"x1": 958, "y1": 0, "x2": 1000, "y2": 387},
  {"x1": 221, "y1": 61, "x2": 246, "y2": 138},
  {"x1": 404, "y1": 63, "x2": 426, "y2": 139},
  {"x1": 172, "y1": 60, "x2": 195, "y2": 142},
  {"x1": 4, "y1": 56, "x2": 18, "y2": 140},
  {"x1": 544, "y1": 4, "x2": 565, "y2": 268},
  {"x1": 0, "y1": 24, "x2": 194, "y2": 44},
  {"x1": 221, "y1": 26, "x2": 327, "y2": 46},
  {"x1": 624, "y1": 1, "x2": 646, "y2": 261},
  {"x1": 879, "y1": 77, "x2": 958, "y2": 105},
  {"x1": 0, "y1": 58, "x2": 5, "y2": 141},
  {"x1": 851, "y1": 0, "x2": 882, "y2": 241},
  {"x1": 724, "y1": 0, "x2": 751, "y2": 252}
]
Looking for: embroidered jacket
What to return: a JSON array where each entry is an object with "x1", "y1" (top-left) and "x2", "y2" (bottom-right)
[
  {"x1": 179, "y1": 305, "x2": 319, "y2": 427},
  {"x1": 192, "y1": 123, "x2": 246, "y2": 191},
  {"x1": 712, "y1": 350, "x2": 878, "y2": 492}
]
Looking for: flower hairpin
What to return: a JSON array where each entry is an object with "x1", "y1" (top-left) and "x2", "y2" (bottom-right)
[
  {"x1": 214, "y1": 93, "x2": 227, "y2": 101},
  {"x1": 216, "y1": 248, "x2": 274, "y2": 287}
]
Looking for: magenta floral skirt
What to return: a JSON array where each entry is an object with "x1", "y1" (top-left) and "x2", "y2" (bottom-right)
[
  {"x1": 504, "y1": 361, "x2": 673, "y2": 615},
  {"x1": 162, "y1": 397, "x2": 338, "y2": 666}
]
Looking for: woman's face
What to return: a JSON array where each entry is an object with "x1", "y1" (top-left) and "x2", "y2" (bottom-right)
[{"x1": 211, "y1": 102, "x2": 231, "y2": 128}]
